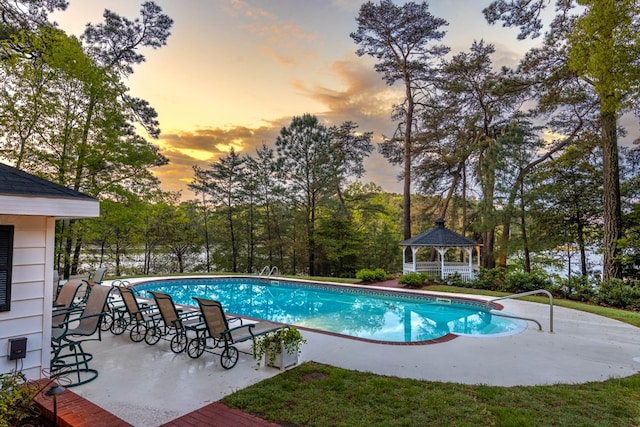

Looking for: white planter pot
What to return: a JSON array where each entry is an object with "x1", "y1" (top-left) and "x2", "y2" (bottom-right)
[{"x1": 265, "y1": 342, "x2": 299, "y2": 370}]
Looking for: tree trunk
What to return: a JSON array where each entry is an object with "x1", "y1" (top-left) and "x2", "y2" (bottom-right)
[
  {"x1": 577, "y1": 220, "x2": 588, "y2": 276},
  {"x1": 403, "y1": 82, "x2": 414, "y2": 240},
  {"x1": 601, "y1": 110, "x2": 622, "y2": 280}
]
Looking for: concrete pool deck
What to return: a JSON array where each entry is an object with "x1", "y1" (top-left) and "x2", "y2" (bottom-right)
[{"x1": 62, "y1": 282, "x2": 640, "y2": 427}]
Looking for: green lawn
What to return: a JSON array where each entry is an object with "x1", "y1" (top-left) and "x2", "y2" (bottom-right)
[{"x1": 222, "y1": 285, "x2": 640, "y2": 426}]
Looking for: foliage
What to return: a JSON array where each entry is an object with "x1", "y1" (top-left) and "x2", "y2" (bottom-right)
[
  {"x1": 500, "y1": 271, "x2": 554, "y2": 293},
  {"x1": 253, "y1": 327, "x2": 307, "y2": 366},
  {"x1": 471, "y1": 268, "x2": 507, "y2": 291},
  {"x1": 398, "y1": 271, "x2": 429, "y2": 288},
  {"x1": 355, "y1": 268, "x2": 388, "y2": 282},
  {"x1": 0, "y1": 3, "x2": 173, "y2": 278},
  {"x1": 554, "y1": 275, "x2": 599, "y2": 302},
  {"x1": 0, "y1": 371, "x2": 38, "y2": 427},
  {"x1": 595, "y1": 279, "x2": 640, "y2": 311},
  {"x1": 223, "y1": 361, "x2": 640, "y2": 427}
]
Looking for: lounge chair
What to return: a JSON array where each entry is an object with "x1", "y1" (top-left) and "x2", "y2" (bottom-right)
[
  {"x1": 110, "y1": 285, "x2": 158, "y2": 343},
  {"x1": 51, "y1": 280, "x2": 85, "y2": 327},
  {"x1": 50, "y1": 284, "x2": 113, "y2": 387},
  {"x1": 186, "y1": 297, "x2": 283, "y2": 369},
  {"x1": 147, "y1": 291, "x2": 203, "y2": 353},
  {"x1": 89, "y1": 267, "x2": 107, "y2": 285}
]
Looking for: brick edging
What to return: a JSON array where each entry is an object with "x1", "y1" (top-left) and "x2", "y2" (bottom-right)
[{"x1": 32, "y1": 378, "x2": 132, "y2": 427}]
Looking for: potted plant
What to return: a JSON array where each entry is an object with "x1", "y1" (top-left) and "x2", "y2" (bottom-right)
[{"x1": 253, "y1": 327, "x2": 306, "y2": 370}]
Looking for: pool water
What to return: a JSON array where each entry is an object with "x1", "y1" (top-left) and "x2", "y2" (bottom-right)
[{"x1": 133, "y1": 277, "x2": 526, "y2": 343}]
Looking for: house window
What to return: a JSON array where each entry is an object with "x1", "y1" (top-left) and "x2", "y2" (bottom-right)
[{"x1": 0, "y1": 225, "x2": 14, "y2": 312}]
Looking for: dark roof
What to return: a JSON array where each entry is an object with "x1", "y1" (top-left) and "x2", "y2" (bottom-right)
[
  {"x1": 400, "y1": 218, "x2": 478, "y2": 247},
  {"x1": 0, "y1": 162, "x2": 95, "y2": 201}
]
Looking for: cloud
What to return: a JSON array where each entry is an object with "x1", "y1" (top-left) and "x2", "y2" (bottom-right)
[
  {"x1": 222, "y1": 0, "x2": 274, "y2": 20},
  {"x1": 291, "y1": 57, "x2": 402, "y2": 138},
  {"x1": 154, "y1": 125, "x2": 282, "y2": 198}
]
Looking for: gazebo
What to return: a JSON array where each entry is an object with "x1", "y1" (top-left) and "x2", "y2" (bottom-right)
[{"x1": 400, "y1": 218, "x2": 481, "y2": 281}]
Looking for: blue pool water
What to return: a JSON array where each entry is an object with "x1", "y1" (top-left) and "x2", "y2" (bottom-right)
[{"x1": 133, "y1": 277, "x2": 525, "y2": 343}]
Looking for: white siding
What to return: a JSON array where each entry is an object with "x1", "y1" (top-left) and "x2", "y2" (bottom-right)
[{"x1": 0, "y1": 215, "x2": 55, "y2": 380}]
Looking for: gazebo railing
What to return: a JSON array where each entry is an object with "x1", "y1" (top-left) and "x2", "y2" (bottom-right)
[{"x1": 403, "y1": 262, "x2": 476, "y2": 281}]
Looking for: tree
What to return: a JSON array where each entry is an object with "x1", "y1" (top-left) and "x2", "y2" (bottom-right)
[
  {"x1": 276, "y1": 114, "x2": 339, "y2": 275},
  {"x1": 243, "y1": 144, "x2": 287, "y2": 271},
  {"x1": 484, "y1": 0, "x2": 640, "y2": 280},
  {"x1": 0, "y1": 3, "x2": 173, "y2": 277},
  {"x1": 351, "y1": 0, "x2": 449, "y2": 240},
  {"x1": 0, "y1": 0, "x2": 67, "y2": 39},
  {"x1": 162, "y1": 202, "x2": 201, "y2": 273},
  {"x1": 417, "y1": 41, "x2": 528, "y2": 268},
  {"x1": 531, "y1": 144, "x2": 603, "y2": 276},
  {"x1": 192, "y1": 149, "x2": 245, "y2": 272},
  {"x1": 84, "y1": 198, "x2": 142, "y2": 277},
  {"x1": 328, "y1": 121, "x2": 373, "y2": 208}
]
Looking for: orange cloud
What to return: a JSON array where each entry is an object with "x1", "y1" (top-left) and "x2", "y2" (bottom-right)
[{"x1": 154, "y1": 126, "x2": 281, "y2": 198}]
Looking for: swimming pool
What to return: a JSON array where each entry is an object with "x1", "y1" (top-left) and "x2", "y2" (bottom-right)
[{"x1": 132, "y1": 277, "x2": 526, "y2": 343}]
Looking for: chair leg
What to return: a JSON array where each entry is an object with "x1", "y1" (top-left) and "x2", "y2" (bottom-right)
[{"x1": 50, "y1": 341, "x2": 98, "y2": 387}]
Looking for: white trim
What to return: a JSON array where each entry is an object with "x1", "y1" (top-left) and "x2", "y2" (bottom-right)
[
  {"x1": 0, "y1": 195, "x2": 99, "y2": 218},
  {"x1": 41, "y1": 217, "x2": 55, "y2": 376}
]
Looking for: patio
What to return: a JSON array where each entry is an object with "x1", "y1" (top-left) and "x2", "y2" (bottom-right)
[{"x1": 50, "y1": 286, "x2": 640, "y2": 427}]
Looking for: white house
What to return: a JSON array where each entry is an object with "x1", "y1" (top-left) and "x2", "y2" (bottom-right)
[{"x1": 0, "y1": 163, "x2": 99, "y2": 380}]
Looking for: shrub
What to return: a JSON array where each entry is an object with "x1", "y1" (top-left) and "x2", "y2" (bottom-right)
[
  {"x1": 356, "y1": 268, "x2": 387, "y2": 282},
  {"x1": 595, "y1": 279, "x2": 640, "y2": 310},
  {"x1": 471, "y1": 268, "x2": 507, "y2": 291},
  {"x1": 444, "y1": 272, "x2": 464, "y2": 287},
  {"x1": 554, "y1": 275, "x2": 599, "y2": 302},
  {"x1": 0, "y1": 371, "x2": 39, "y2": 427},
  {"x1": 399, "y1": 272, "x2": 429, "y2": 288},
  {"x1": 502, "y1": 271, "x2": 554, "y2": 294}
]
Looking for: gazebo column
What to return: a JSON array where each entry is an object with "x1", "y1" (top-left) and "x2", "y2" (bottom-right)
[
  {"x1": 402, "y1": 248, "x2": 406, "y2": 272},
  {"x1": 437, "y1": 248, "x2": 447, "y2": 279},
  {"x1": 465, "y1": 247, "x2": 473, "y2": 278},
  {"x1": 412, "y1": 246, "x2": 419, "y2": 272}
]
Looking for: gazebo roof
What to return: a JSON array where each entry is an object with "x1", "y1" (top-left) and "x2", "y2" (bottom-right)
[{"x1": 400, "y1": 218, "x2": 478, "y2": 247}]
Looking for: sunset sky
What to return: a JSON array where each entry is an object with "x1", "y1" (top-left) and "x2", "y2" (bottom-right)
[{"x1": 51, "y1": 1, "x2": 544, "y2": 199}]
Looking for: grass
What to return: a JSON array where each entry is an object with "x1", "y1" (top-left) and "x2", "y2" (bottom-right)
[
  {"x1": 223, "y1": 362, "x2": 640, "y2": 427},
  {"x1": 221, "y1": 282, "x2": 640, "y2": 426}
]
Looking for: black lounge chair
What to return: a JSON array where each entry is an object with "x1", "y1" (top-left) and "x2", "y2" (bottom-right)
[
  {"x1": 186, "y1": 297, "x2": 282, "y2": 369},
  {"x1": 147, "y1": 291, "x2": 203, "y2": 353},
  {"x1": 110, "y1": 285, "x2": 159, "y2": 343},
  {"x1": 50, "y1": 284, "x2": 113, "y2": 387}
]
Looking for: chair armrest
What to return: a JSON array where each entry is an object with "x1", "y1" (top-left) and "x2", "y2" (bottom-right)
[{"x1": 226, "y1": 315, "x2": 243, "y2": 325}]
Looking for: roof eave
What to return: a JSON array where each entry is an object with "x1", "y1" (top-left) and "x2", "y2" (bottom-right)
[{"x1": 0, "y1": 194, "x2": 100, "y2": 219}]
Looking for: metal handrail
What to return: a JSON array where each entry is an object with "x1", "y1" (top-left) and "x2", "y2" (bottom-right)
[
  {"x1": 488, "y1": 310, "x2": 542, "y2": 331},
  {"x1": 268, "y1": 266, "x2": 279, "y2": 278},
  {"x1": 258, "y1": 266, "x2": 279, "y2": 279},
  {"x1": 486, "y1": 289, "x2": 553, "y2": 333}
]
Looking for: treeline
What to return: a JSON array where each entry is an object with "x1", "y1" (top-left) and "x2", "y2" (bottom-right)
[
  {"x1": 77, "y1": 139, "x2": 640, "y2": 281},
  {"x1": 82, "y1": 182, "x2": 404, "y2": 278}
]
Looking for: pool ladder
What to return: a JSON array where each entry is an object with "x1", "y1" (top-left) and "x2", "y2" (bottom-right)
[
  {"x1": 485, "y1": 289, "x2": 554, "y2": 333},
  {"x1": 258, "y1": 265, "x2": 279, "y2": 279}
]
